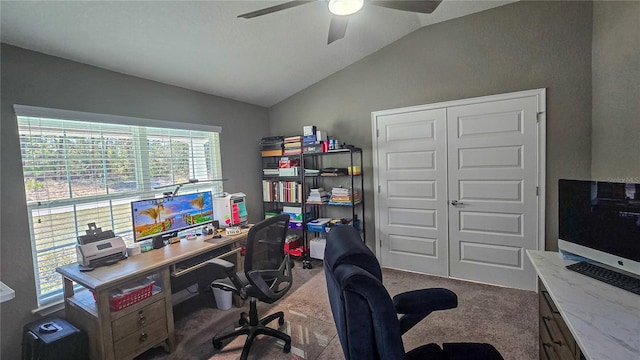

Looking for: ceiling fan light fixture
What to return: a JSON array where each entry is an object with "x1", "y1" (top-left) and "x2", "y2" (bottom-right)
[{"x1": 328, "y1": 0, "x2": 364, "y2": 16}]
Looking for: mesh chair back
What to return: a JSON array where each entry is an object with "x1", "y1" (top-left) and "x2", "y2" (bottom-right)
[{"x1": 244, "y1": 214, "x2": 292, "y2": 303}]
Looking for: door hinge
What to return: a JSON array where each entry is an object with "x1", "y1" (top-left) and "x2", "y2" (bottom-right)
[
  {"x1": 378, "y1": 185, "x2": 381, "y2": 193},
  {"x1": 376, "y1": 129, "x2": 380, "y2": 138},
  {"x1": 536, "y1": 186, "x2": 540, "y2": 196},
  {"x1": 536, "y1": 112, "x2": 544, "y2": 122}
]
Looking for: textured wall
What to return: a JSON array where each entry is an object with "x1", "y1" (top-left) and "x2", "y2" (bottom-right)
[
  {"x1": 0, "y1": 44, "x2": 268, "y2": 359},
  {"x1": 591, "y1": 1, "x2": 640, "y2": 181},
  {"x1": 269, "y1": 1, "x2": 593, "y2": 253}
]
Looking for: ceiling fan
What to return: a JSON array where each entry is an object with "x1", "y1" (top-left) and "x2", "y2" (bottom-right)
[{"x1": 238, "y1": 0, "x2": 442, "y2": 44}]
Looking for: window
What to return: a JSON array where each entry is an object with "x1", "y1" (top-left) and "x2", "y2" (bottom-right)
[{"x1": 15, "y1": 105, "x2": 223, "y2": 306}]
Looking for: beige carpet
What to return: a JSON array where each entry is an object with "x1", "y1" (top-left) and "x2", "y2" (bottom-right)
[
  {"x1": 285, "y1": 267, "x2": 538, "y2": 360},
  {"x1": 137, "y1": 260, "x2": 538, "y2": 360}
]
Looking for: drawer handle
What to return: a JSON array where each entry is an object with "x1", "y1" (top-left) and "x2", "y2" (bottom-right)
[
  {"x1": 139, "y1": 332, "x2": 148, "y2": 343},
  {"x1": 541, "y1": 343, "x2": 554, "y2": 359},
  {"x1": 553, "y1": 340, "x2": 563, "y2": 346},
  {"x1": 541, "y1": 290, "x2": 560, "y2": 314},
  {"x1": 138, "y1": 314, "x2": 146, "y2": 325},
  {"x1": 542, "y1": 316, "x2": 565, "y2": 347}
]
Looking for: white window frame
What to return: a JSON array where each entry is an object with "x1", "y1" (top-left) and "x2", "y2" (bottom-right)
[{"x1": 14, "y1": 105, "x2": 223, "y2": 307}]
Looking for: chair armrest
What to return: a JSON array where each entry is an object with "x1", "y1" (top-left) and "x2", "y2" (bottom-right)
[
  {"x1": 207, "y1": 258, "x2": 246, "y2": 298},
  {"x1": 393, "y1": 288, "x2": 457, "y2": 314},
  {"x1": 393, "y1": 288, "x2": 457, "y2": 335},
  {"x1": 208, "y1": 258, "x2": 235, "y2": 272}
]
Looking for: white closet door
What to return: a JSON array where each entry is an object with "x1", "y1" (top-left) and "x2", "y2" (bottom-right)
[
  {"x1": 374, "y1": 109, "x2": 449, "y2": 276},
  {"x1": 372, "y1": 89, "x2": 545, "y2": 290},
  {"x1": 447, "y1": 96, "x2": 540, "y2": 290}
]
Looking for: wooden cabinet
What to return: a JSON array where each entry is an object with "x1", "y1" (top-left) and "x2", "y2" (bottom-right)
[
  {"x1": 538, "y1": 280, "x2": 584, "y2": 360},
  {"x1": 58, "y1": 231, "x2": 248, "y2": 360},
  {"x1": 529, "y1": 251, "x2": 640, "y2": 360},
  {"x1": 64, "y1": 270, "x2": 174, "y2": 360},
  {"x1": 111, "y1": 296, "x2": 168, "y2": 358}
]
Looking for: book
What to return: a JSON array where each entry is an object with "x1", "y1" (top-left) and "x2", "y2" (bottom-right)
[
  {"x1": 261, "y1": 149, "x2": 283, "y2": 157},
  {"x1": 260, "y1": 143, "x2": 283, "y2": 150},
  {"x1": 283, "y1": 148, "x2": 302, "y2": 155},
  {"x1": 284, "y1": 135, "x2": 302, "y2": 142},
  {"x1": 284, "y1": 141, "x2": 302, "y2": 148}
]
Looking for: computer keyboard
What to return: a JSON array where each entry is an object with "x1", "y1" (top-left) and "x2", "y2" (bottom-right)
[{"x1": 566, "y1": 261, "x2": 640, "y2": 295}]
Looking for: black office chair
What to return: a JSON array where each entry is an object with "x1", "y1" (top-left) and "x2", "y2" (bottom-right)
[
  {"x1": 324, "y1": 226, "x2": 504, "y2": 360},
  {"x1": 207, "y1": 214, "x2": 292, "y2": 360}
]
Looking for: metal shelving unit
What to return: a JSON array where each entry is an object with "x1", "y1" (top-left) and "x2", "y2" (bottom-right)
[{"x1": 261, "y1": 146, "x2": 365, "y2": 263}]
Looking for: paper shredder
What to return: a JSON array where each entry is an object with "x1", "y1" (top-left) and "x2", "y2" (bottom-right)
[{"x1": 22, "y1": 317, "x2": 87, "y2": 360}]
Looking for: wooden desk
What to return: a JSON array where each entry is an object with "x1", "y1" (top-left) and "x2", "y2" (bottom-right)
[
  {"x1": 57, "y1": 230, "x2": 248, "y2": 360},
  {"x1": 527, "y1": 250, "x2": 640, "y2": 360}
]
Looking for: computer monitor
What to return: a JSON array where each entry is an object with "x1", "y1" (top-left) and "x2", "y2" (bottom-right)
[
  {"x1": 131, "y1": 191, "x2": 214, "y2": 242},
  {"x1": 558, "y1": 179, "x2": 640, "y2": 277}
]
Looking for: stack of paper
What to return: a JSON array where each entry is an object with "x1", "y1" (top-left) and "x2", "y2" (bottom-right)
[
  {"x1": 328, "y1": 187, "x2": 361, "y2": 205},
  {"x1": 306, "y1": 187, "x2": 329, "y2": 204},
  {"x1": 304, "y1": 168, "x2": 320, "y2": 176},
  {"x1": 263, "y1": 168, "x2": 279, "y2": 176}
]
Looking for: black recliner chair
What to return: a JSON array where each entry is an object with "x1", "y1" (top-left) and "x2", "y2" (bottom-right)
[
  {"x1": 207, "y1": 214, "x2": 292, "y2": 360},
  {"x1": 324, "y1": 226, "x2": 503, "y2": 360}
]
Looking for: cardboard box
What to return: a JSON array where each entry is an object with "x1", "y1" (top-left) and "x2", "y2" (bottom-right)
[
  {"x1": 303, "y1": 134, "x2": 317, "y2": 144},
  {"x1": 278, "y1": 167, "x2": 299, "y2": 177},
  {"x1": 310, "y1": 238, "x2": 326, "y2": 260},
  {"x1": 316, "y1": 130, "x2": 328, "y2": 141},
  {"x1": 303, "y1": 144, "x2": 323, "y2": 154},
  {"x1": 303, "y1": 125, "x2": 317, "y2": 136}
]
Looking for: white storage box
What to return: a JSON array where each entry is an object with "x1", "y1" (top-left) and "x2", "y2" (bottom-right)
[{"x1": 310, "y1": 238, "x2": 327, "y2": 260}]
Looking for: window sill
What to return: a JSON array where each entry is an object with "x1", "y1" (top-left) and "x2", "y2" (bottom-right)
[{"x1": 32, "y1": 299, "x2": 65, "y2": 316}]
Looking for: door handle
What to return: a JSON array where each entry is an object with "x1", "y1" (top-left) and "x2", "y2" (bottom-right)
[{"x1": 451, "y1": 200, "x2": 464, "y2": 206}]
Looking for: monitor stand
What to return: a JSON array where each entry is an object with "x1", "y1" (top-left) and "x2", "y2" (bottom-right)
[{"x1": 153, "y1": 232, "x2": 178, "y2": 249}]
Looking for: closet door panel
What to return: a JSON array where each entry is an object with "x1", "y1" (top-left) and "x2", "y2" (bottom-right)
[{"x1": 375, "y1": 108, "x2": 449, "y2": 276}]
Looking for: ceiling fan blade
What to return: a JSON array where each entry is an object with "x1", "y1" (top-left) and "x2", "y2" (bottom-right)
[
  {"x1": 328, "y1": 16, "x2": 349, "y2": 44},
  {"x1": 369, "y1": 0, "x2": 442, "y2": 14},
  {"x1": 238, "y1": 0, "x2": 315, "y2": 19}
]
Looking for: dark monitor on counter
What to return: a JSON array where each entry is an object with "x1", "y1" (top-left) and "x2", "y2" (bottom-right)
[{"x1": 558, "y1": 179, "x2": 640, "y2": 277}]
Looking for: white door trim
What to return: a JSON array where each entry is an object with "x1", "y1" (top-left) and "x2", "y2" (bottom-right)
[{"x1": 372, "y1": 88, "x2": 546, "y2": 265}]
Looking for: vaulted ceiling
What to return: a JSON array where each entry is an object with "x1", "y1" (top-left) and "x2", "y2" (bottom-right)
[{"x1": 1, "y1": 1, "x2": 514, "y2": 107}]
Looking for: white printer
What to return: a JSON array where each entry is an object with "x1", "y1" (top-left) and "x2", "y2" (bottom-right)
[{"x1": 76, "y1": 223, "x2": 126, "y2": 271}]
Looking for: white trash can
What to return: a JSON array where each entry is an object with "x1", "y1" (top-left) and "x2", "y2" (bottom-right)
[{"x1": 211, "y1": 286, "x2": 233, "y2": 310}]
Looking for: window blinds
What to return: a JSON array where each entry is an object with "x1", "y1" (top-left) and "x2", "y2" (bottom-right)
[{"x1": 15, "y1": 105, "x2": 223, "y2": 305}]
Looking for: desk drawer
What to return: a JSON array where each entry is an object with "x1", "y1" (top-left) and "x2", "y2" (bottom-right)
[
  {"x1": 113, "y1": 318, "x2": 167, "y2": 359},
  {"x1": 539, "y1": 281, "x2": 577, "y2": 360},
  {"x1": 112, "y1": 299, "x2": 166, "y2": 341},
  {"x1": 540, "y1": 316, "x2": 561, "y2": 360}
]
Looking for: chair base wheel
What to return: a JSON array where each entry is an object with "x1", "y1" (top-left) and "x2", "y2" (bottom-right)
[
  {"x1": 238, "y1": 311, "x2": 249, "y2": 326},
  {"x1": 213, "y1": 340, "x2": 223, "y2": 350},
  {"x1": 278, "y1": 316, "x2": 285, "y2": 326},
  {"x1": 283, "y1": 342, "x2": 291, "y2": 353}
]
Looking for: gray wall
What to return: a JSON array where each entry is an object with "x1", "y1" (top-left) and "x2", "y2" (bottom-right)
[
  {"x1": 269, "y1": 1, "x2": 593, "y2": 253},
  {"x1": 591, "y1": 1, "x2": 640, "y2": 180},
  {"x1": 0, "y1": 44, "x2": 268, "y2": 359}
]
